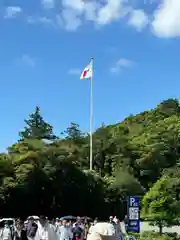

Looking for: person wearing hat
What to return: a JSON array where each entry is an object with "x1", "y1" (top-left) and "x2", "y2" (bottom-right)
[{"x1": 87, "y1": 222, "x2": 116, "y2": 240}]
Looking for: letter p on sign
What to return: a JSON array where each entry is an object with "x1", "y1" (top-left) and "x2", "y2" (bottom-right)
[{"x1": 130, "y1": 197, "x2": 135, "y2": 206}]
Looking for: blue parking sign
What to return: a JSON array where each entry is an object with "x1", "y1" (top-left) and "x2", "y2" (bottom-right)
[{"x1": 127, "y1": 196, "x2": 140, "y2": 233}]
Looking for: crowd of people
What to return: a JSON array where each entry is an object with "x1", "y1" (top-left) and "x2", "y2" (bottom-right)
[{"x1": 0, "y1": 215, "x2": 124, "y2": 240}]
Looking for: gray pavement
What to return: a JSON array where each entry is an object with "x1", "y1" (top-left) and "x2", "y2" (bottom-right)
[{"x1": 120, "y1": 222, "x2": 180, "y2": 234}]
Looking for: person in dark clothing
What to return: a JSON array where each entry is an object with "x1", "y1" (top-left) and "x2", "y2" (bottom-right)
[
  {"x1": 72, "y1": 223, "x2": 83, "y2": 240},
  {"x1": 26, "y1": 217, "x2": 38, "y2": 238},
  {"x1": 83, "y1": 219, "x2": 89, "y2": 240},
  {"x1": 14, "y1": 220, "x2": 28, "y2": 240},
  {"x1": 124, "y1": 215, "x2": 128, "y2": 233}
]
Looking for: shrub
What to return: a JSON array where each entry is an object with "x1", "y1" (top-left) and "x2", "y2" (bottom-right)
[{"x1": 126, "y1": 231, "x2": 180, "y2": 240}]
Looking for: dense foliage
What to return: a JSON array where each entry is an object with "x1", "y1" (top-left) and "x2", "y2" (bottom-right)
[{"x1": 1, "y1": 99, "x2": 180, "y2": 222}]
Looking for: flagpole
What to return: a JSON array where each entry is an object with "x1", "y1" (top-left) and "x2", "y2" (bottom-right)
[{"x1": 89, "y1": 58, "x2": 93, "y2": 171}]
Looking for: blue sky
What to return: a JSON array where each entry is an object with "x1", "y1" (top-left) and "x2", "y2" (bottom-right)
[{"x1": 0, "y1": 0, "x2": 180, "y2": 151}]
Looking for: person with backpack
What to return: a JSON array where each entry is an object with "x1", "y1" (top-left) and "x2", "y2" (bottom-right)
[{"x1": 72, "y1": 223, "x2": 83, "y2": 240}]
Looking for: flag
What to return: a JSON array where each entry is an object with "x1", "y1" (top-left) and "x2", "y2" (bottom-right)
[{"x1": 80, "y1": 59, "x2": 93, "y2": 80}]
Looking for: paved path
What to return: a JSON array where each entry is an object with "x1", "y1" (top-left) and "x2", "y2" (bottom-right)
[{"x1": 120, "y1": 222, "x2": 180, "y2": 234}]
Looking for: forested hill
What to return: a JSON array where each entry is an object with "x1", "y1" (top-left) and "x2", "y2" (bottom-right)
[{"x1": 1, "y1": 99, "x2": 180, "y2": 220}]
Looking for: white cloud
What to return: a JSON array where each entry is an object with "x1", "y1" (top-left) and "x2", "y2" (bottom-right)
[
  {"x1": 128, "y1": 9, "x2": 149, "y2": 31},
  {"x1": 61, "y1": 8, "x2": 82, "y2": 31},
  {"x1": 42, "y1": 0, "x2": 55, "y2": 9},
  {"x1": 7, "y1": 0, "x2": 180, "y2": 38},
  {"x1": 58, "y1": 0, "x2": 150, "y2": 32},
  {"x1": 110, "y1": 58, "x2": 135, "y2": 73},
  {"x1": 27, "y1": 16, "x2": 35, "y2": 24},
  {"x1": 83, "y1": 2, "x2": 99, "y2": 21},
  {"x1": 4, "y1": 6, "x2": 22, "y2": 18},
  {"x1": 39, "y1": 16, "x2": 55, "y2": 25},
  {"x1": 152, "y1": 0, "x2": 180, "y2": 38},
  {"x1": 56, "y1": 14, "x2": 64, "y2": 28},
  {"x1": 20, "y1": 55, "x2": 36, "y2": 67},
  {"x1": 61, "y1": 0, "x2": 85, "y2": 12},
  {"x1": 60, "y1": 0, "x2": 129, "y2": 28},
  {"x1": 96, "y1": 0, "x2": 128, "y2": 25},
  {"x1": 68, "y1": 68, "x2": 81, "y2": 75},
  {"x1": 27, "y1": 16, "x2": 56, "y2": 27},
  {"x1": 58, "y1": 0, "x2": 180, "y2": 37},
  {"x1": 2, "y1": 0, "x2": 150, "y2": 33},
  {"x1": 60, "y1": 0, "x2": 95, "y2": 30}
]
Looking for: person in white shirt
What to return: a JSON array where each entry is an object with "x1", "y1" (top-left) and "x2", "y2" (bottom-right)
[
  {"x1": 58, "y1": 220, "x2": 73, "y2": 240},
  {"x1": 113, "y1": 217, "x2": 118, "y2": 224},
  {"x1": 34, "y1": 215, "x2": 57, "y2": 240},
  {"x1": 55, "y1": 218, "x2": 60, "y2": 233},
  {"x1": 0, "y1": 222, "x2": 13, "y2": 240},
  {"x1": 87, "y1": 222, "x2": 117, "y2": 240}
]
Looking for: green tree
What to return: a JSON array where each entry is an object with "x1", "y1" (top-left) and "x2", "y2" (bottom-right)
[
  {"x1": 157, "y1": 98, "x2": 180, "y2": 117},
  {"x1": 1, "y1": 98, "x2": 180, "y2": 219},
  {"x1": 19, "y1": 106, "x2": 56, "y2": 140},
  {"x1": 64, "y1": 122, "x2": 84, "y2": 144},
  {"x1": 112, "y1": 168, "x2": 144, "y2": 196},
  {"x1": 141, "y1": 171, "x2": 180, "y2": 234},
  {"x1": 93, "y1": 123, "x2": 111, "y2": 176}
]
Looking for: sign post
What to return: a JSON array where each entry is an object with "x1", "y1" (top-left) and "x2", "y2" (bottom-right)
[{"x1": 127, "y1": 196, "x2": 140, "y2": 233}]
